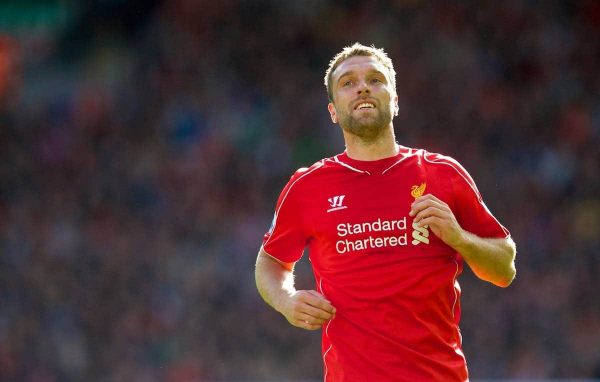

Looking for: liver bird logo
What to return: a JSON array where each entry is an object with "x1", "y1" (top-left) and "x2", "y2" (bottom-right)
[{"x1": 410, "y1": 183, "x2": 426, "y2": 199}]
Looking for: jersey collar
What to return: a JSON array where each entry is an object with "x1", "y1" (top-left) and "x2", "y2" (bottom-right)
[{"x1": 334, "y1": 146, "x2": 414, "y2": 175}]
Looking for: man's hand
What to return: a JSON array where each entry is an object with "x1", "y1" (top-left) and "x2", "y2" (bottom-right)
[
  {"x1": 280, "y1": 290, "x2": 336, "y2": 331},
  {"x1": 409, "y1": 193, "x2": 516, "y2": 287},
  {"x1": 255, "y1": 249, "x2": 337, "y2": 330},
  {"x1": 409, "y1": 194, "x2": 464, "y2": 248}
]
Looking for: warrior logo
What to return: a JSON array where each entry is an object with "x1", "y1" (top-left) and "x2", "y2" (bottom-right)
[{"x1": 327, "y1": 195, "x2": 347, "y2": 213}]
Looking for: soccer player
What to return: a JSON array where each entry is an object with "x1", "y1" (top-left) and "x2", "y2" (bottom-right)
[{"x1": 255, "y1": 43, "x2": 516, "y2": 381}]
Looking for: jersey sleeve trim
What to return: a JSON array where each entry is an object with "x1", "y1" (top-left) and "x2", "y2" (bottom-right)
[
  {"x1": 263, "y1": 160, "x2": 326, "y2": 249},
  {"x1": 260, "y1": 245, "x2": 293, "y2": 266}
]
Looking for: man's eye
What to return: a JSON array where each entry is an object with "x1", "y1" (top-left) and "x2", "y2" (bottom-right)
[
  {"x1": 342, "y1": 81, "x2": 353, "y2": 87},
  {"x1": 371, "y1": 78, "x2": 382, "y2": 84}
]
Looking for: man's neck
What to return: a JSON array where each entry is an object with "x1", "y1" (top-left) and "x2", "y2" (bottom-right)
[{"x1": 343, "y1": 127, "x2": 399, "y2": 161}]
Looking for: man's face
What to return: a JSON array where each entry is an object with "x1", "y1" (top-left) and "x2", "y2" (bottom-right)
[{"x1": 328, "y1": 56, "x2": 398, "y2": 141}]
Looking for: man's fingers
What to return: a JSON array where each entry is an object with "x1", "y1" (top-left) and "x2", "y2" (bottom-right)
[
  {"x1": 299, "y1": 303, "x2": 335, "y2": 321},
  {"x1": 306, "y1": 289, "x2": 328, "y2": 299},
  {"x1": 298, "y1": 320, "x2": 322, "y2": 331},
  {"x1": 413, "y1": 205, "x2": 447, "y2": 224},
  {"x1": 285, "y1": 290, "x2": 336, "y2": 330},
  {"x1": 411, "y1": 196, "x2": 447, "y2": 212},
  {"x1": 305, "y1": 289, "x2": 332, "y2": 304},
  {"x1": 417, "y1": 215, "x2": 444, "y2": 228},
  {"x1": 291, "y1": 314, "x2": 322, "y2": 330},
  {"x1": 410, "y1": 194, "x2": 448, "y2": 217},
  {"x1": 303, "y1": 290, "x2": 336, "y2": 314},
  {"x1": 291, "y1": 311, "x2": 331, "y2": 330},
  {"x1": 416, "y1": 193, "x2": 444, "y2": 203},
  {"x1": 296, "y1": 312, "x2": 329, "y2": 325}
]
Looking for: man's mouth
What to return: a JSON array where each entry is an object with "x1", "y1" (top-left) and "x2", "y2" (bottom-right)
[{"x1": 354, "y1": 102, "x2": 376, "y2": 110}]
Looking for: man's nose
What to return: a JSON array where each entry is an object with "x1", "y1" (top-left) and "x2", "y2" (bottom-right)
[{"x1": 357, "y1": 79, "x2": 370, "y2": 94}]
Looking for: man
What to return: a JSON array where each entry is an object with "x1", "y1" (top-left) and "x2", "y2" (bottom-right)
[{"x1": 255, "y1": 43, "x2": 516, "y2": 381}]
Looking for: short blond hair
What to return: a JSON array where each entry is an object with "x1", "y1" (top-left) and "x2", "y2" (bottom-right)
[{"x1": 324, "y1": 43, "x2": 396, "y2": 102}]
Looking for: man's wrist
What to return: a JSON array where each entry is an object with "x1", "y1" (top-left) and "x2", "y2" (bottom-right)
[
  {"x1": 274, "y1": 289, "x2": 295, "y2": 314},
  {"x1": 451, "y1": 229, "x2": 474, "y2": 257}
]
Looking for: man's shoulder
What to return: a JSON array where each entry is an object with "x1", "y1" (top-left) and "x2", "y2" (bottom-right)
[
  {"x1": 411, "y1": 148, "x2": 478, "y2": 190},
  {"x1": 288, "y1": 154, "x2": 345, "y2": 181},
  {"x1": 406, "y1": 147, "x2": 468, "y2": 175},
  {"x1": 282, "y1": 157, "x2": 333, "y2": 190},
  {"x1": 290, "y1": 158, "x2": 326, "y2": 179}
]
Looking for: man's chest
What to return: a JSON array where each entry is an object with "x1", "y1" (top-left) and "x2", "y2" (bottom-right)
[{"x1": 299, "y1": 173, "x2": 453, "y2": 255}]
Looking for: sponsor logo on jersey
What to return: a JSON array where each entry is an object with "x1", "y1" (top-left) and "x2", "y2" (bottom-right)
[
  {"x1": 411, "y1": 223, "x2": 430, "y2": 245},
  {"x1": 327, "y1": 195, "x2": 347, "y2": 213},
  {"x1": 335, "y1": 218, "x2": 408, "y2": 254},
  {"x1": 411, "y1": 183, "x2": 430, "y2": 245},
  {"x1": 331, "y1": 184, "x2": 433, "y2": 254}
]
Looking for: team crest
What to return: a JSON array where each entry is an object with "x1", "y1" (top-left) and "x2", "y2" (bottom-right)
[{"x1": 411, "y1": 183, "x2": 426, "y2": 199}]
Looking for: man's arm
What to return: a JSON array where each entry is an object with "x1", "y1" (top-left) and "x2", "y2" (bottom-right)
[
  {"x1": 255, "y1": 247, "x2": 336, "y2": 330},
  {"x1": 448, "y1": 232, "x2": 516, "y2": 287},
  {"x1": 410, "y1": 194, "x2": 516, "y2": 287}
]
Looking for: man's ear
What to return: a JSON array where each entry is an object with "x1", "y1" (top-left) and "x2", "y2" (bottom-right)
[
  {"x1": 394, "y1": 95, "x2": 399, "y2": 116},
  {"x1": 328, "y1": 103, "x2": 338, "y2": 123}
]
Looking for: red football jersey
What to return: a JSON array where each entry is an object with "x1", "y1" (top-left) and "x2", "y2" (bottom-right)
[{"x1": 262, "y1": 146, "x2": 509, "y2": 382}]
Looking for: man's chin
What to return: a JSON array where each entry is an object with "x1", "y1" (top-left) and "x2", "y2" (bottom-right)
[{"x1": 343, "y1": 123, "x2": 387, "y2": 141}]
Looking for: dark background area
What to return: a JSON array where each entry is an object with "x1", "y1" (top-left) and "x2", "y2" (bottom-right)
[{"x1": 0, "y1": 0, "x2": 599, "y2": 380}]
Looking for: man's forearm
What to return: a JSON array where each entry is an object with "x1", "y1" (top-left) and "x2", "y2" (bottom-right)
[
  {"x1": 453, "y1": 233, "x2": 516, "y2": 287},
  {"x1": 255, "y1": 248, "x2": 337, "y2": 330},
  {"x1": 255, "y1": 248, "x2": 296, "y2": 313}
]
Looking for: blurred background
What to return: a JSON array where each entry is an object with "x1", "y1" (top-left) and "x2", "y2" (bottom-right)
[{"x1": 0, "y1": 0, "x2": 599, "y2": 381}]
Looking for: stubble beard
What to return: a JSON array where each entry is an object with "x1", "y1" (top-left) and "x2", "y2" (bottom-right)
[{"x1": 338, "y1": 105, "x2": 393, "y2": 143}]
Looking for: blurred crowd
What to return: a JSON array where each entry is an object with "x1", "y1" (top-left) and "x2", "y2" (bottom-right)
[{"x1": 0, "y1": 0, "x2": 599, "y2": 381}]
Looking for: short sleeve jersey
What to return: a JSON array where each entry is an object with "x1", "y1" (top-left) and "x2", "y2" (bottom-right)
[{"x1": 262, "y1": 147, "x2": 509, "y2": 382}]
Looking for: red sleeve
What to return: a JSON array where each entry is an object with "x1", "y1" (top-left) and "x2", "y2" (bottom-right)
[
  {"x1": 444, "y1": 157, "x2": 510, "y2": 239},
  {"x1": 262, "y1": 169, "x2": 309, "y2": 263}
]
